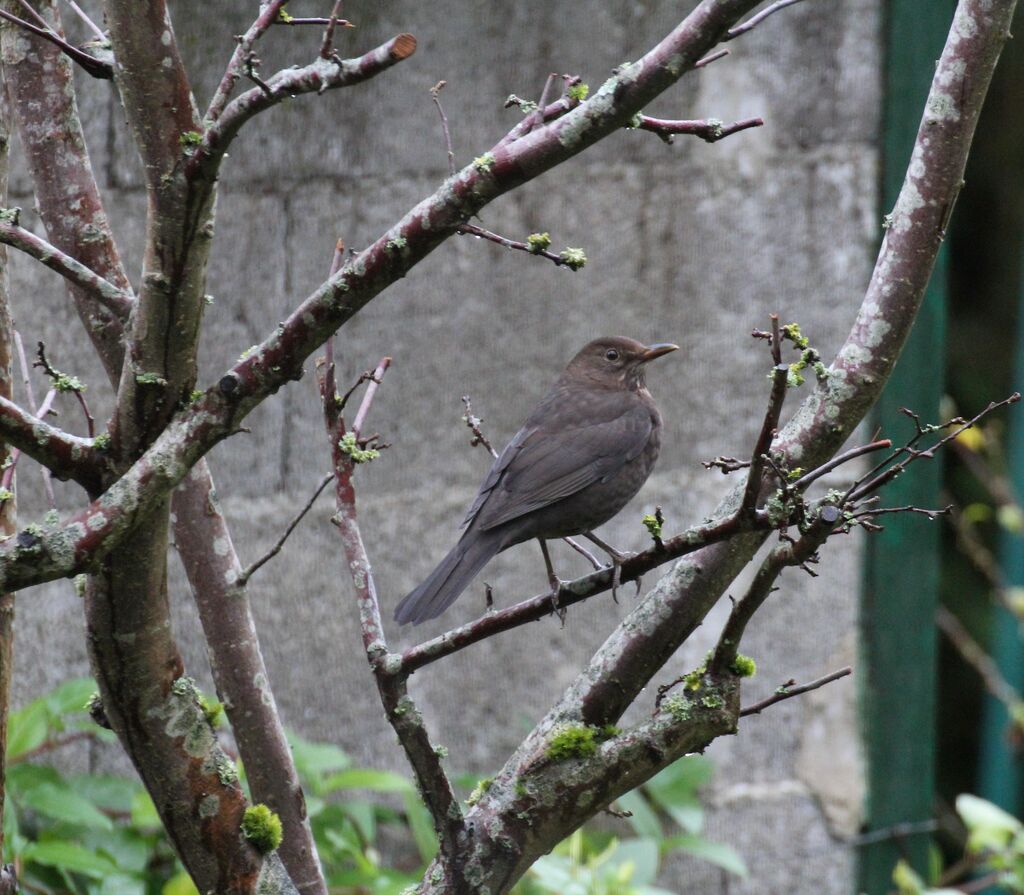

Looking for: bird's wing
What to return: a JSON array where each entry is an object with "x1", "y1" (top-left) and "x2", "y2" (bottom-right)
[{"x1": 466, "y1": 396, "x2": 653, "y2": 532}]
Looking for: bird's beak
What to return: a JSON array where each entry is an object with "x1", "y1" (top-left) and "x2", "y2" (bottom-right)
[{"x1": 639, "y1": 342, "x2": 679, "y2": 363}]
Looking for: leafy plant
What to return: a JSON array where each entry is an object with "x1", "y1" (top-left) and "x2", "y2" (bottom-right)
[{"x1": 1, "y1": 680, "x2": 742, "y2": 894}]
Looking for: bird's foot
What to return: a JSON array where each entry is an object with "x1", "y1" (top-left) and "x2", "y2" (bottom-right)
[
  {"x1": 547, "y1": 579, "x2": 568, "y2": 626},
  {"x1": 563, "y1": 536, "x2": 604, "y2": 571}
]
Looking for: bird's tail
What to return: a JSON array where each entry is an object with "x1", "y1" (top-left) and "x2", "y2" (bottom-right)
[{"x1": 394, "y1": 528, "x2": 503, "y2": 625}]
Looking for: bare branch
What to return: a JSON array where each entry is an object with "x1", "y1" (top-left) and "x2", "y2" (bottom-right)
[
  {"x1": 0, "y1": 395, "x2": 101, "y2": 493},
  {"x1": 0, "y1": 219, "x2": 133, "y2": 318},
  {"x1": 739, "y1": 666, "x2": 853, "y2": 717},
  {"x1": 456, "y1": 223, "x2": 584, "y2": 269},
  {"x1": 725, "y1": 0, "x2": 810, "y2": 40},
  {"x1": 635, "y1": 114, "x2": 763, "y2": 144},
  {"x1": 430, "y1": 80, "x2": 456, "y2": 176},
  {"x1": 200, "y1": 33, "x2": 418, "y2": 170},
  {"x1": 0, "y1": 5, "x2": 112, "y2": 77},
  {"x1": 238, "y1": 474, "x2": 333, "y2": 586}
]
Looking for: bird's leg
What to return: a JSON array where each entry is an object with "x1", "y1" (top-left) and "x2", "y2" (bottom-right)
[
  {"x1": 538, "y1": 539, "x2": 567, "y2": 624},
  {"x1": 581, "y1": 532, "x2": 640, "y2": 601},
  {"x1": 562, "y1": 536, "x2": 604, "y2": 571}
]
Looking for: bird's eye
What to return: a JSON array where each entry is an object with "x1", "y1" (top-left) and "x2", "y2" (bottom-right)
[{"x1": 604, "y1": 349, "x2": 619, "y2": 362}]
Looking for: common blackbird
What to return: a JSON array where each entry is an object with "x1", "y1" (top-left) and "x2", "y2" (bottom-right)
[{"x1": 394, "y1": 336, "x2": 677, "y2": 625}]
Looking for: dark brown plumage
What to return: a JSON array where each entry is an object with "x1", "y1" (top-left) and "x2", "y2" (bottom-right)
[{"x1": 394, "y1": 336, "x2": 677, "y2": 625}]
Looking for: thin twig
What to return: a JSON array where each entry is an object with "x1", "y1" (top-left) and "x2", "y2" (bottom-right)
[
  {"x1": 725, "y1": 0, "x2": 809, "y2": 40},
  {"x1": 937, "y1": 605, "x2": 1023, "y2": 718},
  {"x1": 0, "y1": 6, "x2": 111, "y2": 78},
  {"x1": 635, "y1": 115, "x2": 763, "y2": 144},
  {"x1": 352, "y1": 357, "x2": 391, "y2": 439},
  {"x1": 694, "y1": 48, "x2": 730, "y2": 67},
  {"x1": 319, "y1": 0, "x2": 344, "y2": 59},
  {"x1": 34, "y1": 341, "x2": 94, "y2": 437},
  {"x1": 461, "y1": 395, "x2": 497, "y2": 458},
  {"x1": 62, "y1": 0, "x2": 106, "y2": 41},
  {"x1": 273, "y1": 16, "x2": 353, "y2": 26},
  {"x1": 739, "y1": 666, "x2": 852, "y2": 717},
  {"x1": 14, "y1": 332, "x2": 54, "y2": 507},
  {"x1": 430, "y1": 81, "x2": 456, "y2": 175},
  {"x1": 456, "y1": 223, "x2": 574, "y2": 268},
  {"x1": 741, "y1": 315, "x2": 786, "y2": 516},
  {"x1": 789, "y1": 439, "x2": 892, "y2": 491},
  {"x1": 238, "y1": 474, "x2": 334, "y2": 585}
]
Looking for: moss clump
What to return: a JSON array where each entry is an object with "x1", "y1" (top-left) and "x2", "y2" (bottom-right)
[
  {"x1": 546, "y1": 724, "x2": 597, "y2": 761},
  {"x1": 135, "y1": 372, "x2": 167, "y2": 387},
  {"x1": 700, "y1": 693, "x2": 724, "y2": 709},
  {"x1": 338, "y1": 433, "x2": 380, "y2": 464},
  {"x1": 179, "y1": 130, "x2": 202, "y2": 148},
  {"x1": 568, "y1": 82, "x2": 589, "y2": 102},
  {"x1": 241, "y1": 804, "x2": 282, "y2": 853},
  {"x1": 466, "y1": 776, "x2": 494, "y2": 807},
  {"x1": 527, "y1": 232, "x2": 551, "y2": 253},
  {"x1": 641, "y1": 513, "x2": 662, "y2": 540},
  {"x1": 558, "y1": 247, "x2": 587, "y2": 271},
  {"x1": 473, "y1": 153, "x2": 495, "y2": 171},
  {"x1": 93, "y1": 432, "x2": 111, "y2": 450},
  {"x1": 0, "y1": 489, "x2": 12, "y2": 503},
  {"x1": 0, "y1": 207, "x2": 21, "y2": 225},
  {"x1": 663, "y1": 693, "x2": 691, "y2": 722},
  {"x1": 730, "y1": 654, "x2": 757, "y2": 678}
]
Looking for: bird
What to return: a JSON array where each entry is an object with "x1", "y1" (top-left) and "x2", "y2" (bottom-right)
[{"x1": 393, "y1": 336, "x2": 677, "y2": 626}]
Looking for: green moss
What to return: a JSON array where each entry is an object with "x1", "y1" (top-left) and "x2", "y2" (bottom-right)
[
  {"x1": 599, "y1": 724, "x2": 620, "y2": 740},
  {"x1": 134, "y1": 372, "x2": 167, "y2": 387},
  {"x1": 386, "y1": 236, "x2": 407, "y2": 252},
  {"x1": 54, "y1": 373, "x2": 85, "y2": 393},
  {"x1": 730, "y1": 654, "x2": 757, "y2": 678},
  {"x1": 700, "y1": 693, "x2": 724, "y2": 709},
  {"x1": 514, "y1": 780, "x2": 529, "y2": 798},
  {"x1": 241, "y1": 804, "x2": 283, "y2": 853},
  {"x1": 179, "y1": 130, "x2": 202, "y2": 148},
  {"x1": 93, "y1": 433, "x2": 111, "y2": 450},
  {"x1": 433, "y1": 744, "x2": 449, "y2": 758},
  {"x1": 663, "y1": 693, "x2": 691, "y2": 722},
  {"x1": 466, "y1": 776, "x2": 494, "y2": 806},
  {"x1": 546, "y1": 724, "x2": 597, "y2": 761},
  {"x1": 201, "y1": 696, "x2": 224, "y2": 728},
  {"x1": 558, "y1": 247, "x2": 587, "y2": 271},
  {"x1": 0, "y1": 207, "x2": 21, "y2": 225},
  {"x1": 473, "y1": 153, "x2": 495, "y2": 171},
  {"x1": 568, "y1": 82, "x2": 589, "y2": 102},
  {"x1": 641, "y1": 513, "x2": 662, "y2": 540},
  {"x1": 338, "y1": 433, "x2": 380, "y2": 464},
  {"x1": 527, "y1": 232, "x2": 551, "y2": 253},
  {"x1": 0, "y1": 489, "x2": 12, "y2": 503}
]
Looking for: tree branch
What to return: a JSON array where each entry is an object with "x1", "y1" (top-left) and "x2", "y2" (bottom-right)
[
  {"x1": 0, "y1": 219, "x2": 134, "y2": 318},
  {"x1": 199, "y1": 33, "x2": 418, "y2": 172},
  {"x1": 635, "y1": 114, "x2": 763, "y2": 143},
  {"x1": 0, "y1": 5, "x2": 112, "y2": 78},
  {"x1": 319, "y1": 357, "x2": 463, "y2": 855},
  {"x1": 0, "y1": 395, "x2": 101, "y2": 491},
  {"x1": 173, "y1": 462, "x2": 327, "y2": 895},
  {"x1": 738, "y1": 666, "x2": 853, "y2": 717}
]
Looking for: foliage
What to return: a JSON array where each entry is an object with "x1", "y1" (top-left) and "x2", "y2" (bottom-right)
[
  {"x1": 892, "y1": 795, "x2": 1024, "y2": 894},
  {"x1": 3, "y1": 681, "x2": 744, "y2": 894}
]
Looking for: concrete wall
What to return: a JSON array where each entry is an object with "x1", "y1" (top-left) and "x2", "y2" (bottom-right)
[{"x1": 6, "y1": 1, "x2": 882, "y2": 891}]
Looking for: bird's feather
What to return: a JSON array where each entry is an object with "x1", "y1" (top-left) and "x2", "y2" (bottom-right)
[{"x1": 469, "y1": 394, "x2": 653, "y2": 531}]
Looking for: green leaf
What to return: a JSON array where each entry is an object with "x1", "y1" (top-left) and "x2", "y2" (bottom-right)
[
  {"x1": 958, "y1": 794, "x2": 1023, "y2": 852},
  {"x1": 22, "y1": 840, "x2": 119, "y2": 878},
  {"x1": 7, "y1": 699, "x2": 50, "y2": 759},
  {"x1": 68, "y1": 774, "x2": 140, "y2": 814},
  {"x1": 46, "y1": 678, "x2": 98, "y2": 716},
  {"x1": 607, "y1": 838, "x2": 660, "y2": 885},
  {"x1": 20, "y1": 781, "x2": 113, "y2": 830},
  {"x1": 893, "y1": 858, "x2": 924, "y2": 894},
  {"x1": 323, "y1": 768, "x2": 415, "y2": 794},
  {"x1": 130, "y1": 790, "x2": 161, "y2": 829},
  {"x1": 162, "y1": 870, "x2": 199, "y2": 895},
  {"x1": 662, "y1": 835, "x2": 748, "y2": 878},
  {"x1": 288, "y1": 732, "x2": 351, "y2": 782},
  {"x1": 616, "y1": 790, "x2": 663, "y2": 840},
  {"x1": 98, "y1": 874, "x2": 146, "y2": 895},
  {"x1": 403, "y1": 792, "x2": 438, "y2": 865}
]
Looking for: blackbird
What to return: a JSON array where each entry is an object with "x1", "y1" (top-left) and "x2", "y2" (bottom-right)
[{"x1": 393, "y1": 336, "x2": 677, "y2": 626}]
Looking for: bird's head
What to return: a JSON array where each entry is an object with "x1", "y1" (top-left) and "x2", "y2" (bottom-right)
[{"x1": 564, "y1": 336, "x2": 678, "y2": 391}]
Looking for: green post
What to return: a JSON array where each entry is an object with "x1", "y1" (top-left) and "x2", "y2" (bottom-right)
[{"x1": 858, "y1": 1, "x2": 952, "y2": 891}]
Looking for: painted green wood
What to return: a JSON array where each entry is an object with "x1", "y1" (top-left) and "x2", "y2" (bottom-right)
[
  {"x1": 978, "y1": 251, "x2": 1024, "y2": 814},
  {"x1": 858, "y1": 1, "x2": 952, "y2": 891}
]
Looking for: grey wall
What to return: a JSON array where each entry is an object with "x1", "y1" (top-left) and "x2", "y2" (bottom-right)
[{"x1": 7, "y1": 1, "x2": 882, "y2": 891}]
